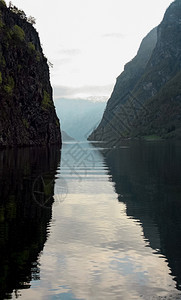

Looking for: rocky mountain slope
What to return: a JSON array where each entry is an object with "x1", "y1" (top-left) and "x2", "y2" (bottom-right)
[
  {"x1": 0, "y1": 1, "x2": 61, "y2": 147},
  {"x1": 89, "y1": 0, "x2": 181, "y2": 143}
]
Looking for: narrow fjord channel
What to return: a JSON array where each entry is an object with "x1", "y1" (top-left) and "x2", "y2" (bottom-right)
[{"x1": 0, "y1": 141, "x2": 181, "y2": 299}]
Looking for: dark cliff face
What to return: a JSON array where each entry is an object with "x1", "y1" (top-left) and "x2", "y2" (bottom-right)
[
  {"x1": 132, "y1": 0, "x2": 181, "y2": 138},
  {"x1": 89, "y1": 0, "x2": 181, "y2": 143},
  {"x1": 108, "y1": 27, "x2": 157, "y2": 109},
  {"x1": 0, "y1": 1, "x2": 61, "y2": 147},
  {"x1": 88, "y1": 27, "x2": 157, "y2": 143}
]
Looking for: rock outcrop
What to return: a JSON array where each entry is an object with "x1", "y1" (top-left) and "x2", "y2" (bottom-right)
[
  {"x1": 0, "y1": 1, "x2": 61, "y2": 147},
  {"x1": 89, "y1": 0, "x2": 181, "y2": 143}
]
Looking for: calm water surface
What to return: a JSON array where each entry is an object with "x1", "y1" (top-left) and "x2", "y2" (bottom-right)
[{"x1": 0, "y1": 141, "x2": 181, "y2": 299}]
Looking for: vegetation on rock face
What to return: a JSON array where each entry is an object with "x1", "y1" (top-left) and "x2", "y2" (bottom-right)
[
  {"x1": 89, "y1": 0, "x2": 181, "y2": 142},
  {"x1": 28, "y1": 41, "x2": 35, "y2": 51},
  {"x1": 9, "y1": 1, "x2": 36, "y2": 25},
  {"x1": 0, "y1": 0, "x2": 6, "y2": 7},
  {"x1": 12, "y1": 24, "x2": 25, "y2": 41},
  {"x1": 3, "y1": 75, "x2": 14, "y2": 95},
  {"x1": 0, "y1": 1, "x2": 61, "y2": 147},
  {"x1": 42, "y1": 90, "x2": 53, "y2": 109}
]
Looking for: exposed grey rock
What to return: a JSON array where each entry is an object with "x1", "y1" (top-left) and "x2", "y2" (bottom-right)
[{"x1": 89, "y1": 0, "x2": 181, "y2": 142}]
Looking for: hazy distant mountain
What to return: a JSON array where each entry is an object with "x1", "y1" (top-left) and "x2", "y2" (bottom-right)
[
  {"x1": 62, "y1": 131, "x2": 75, "y2": 142},
  {"x1": 54, "y1": 98, "x2": 106, "y2": 141},
  {"x1": 89, "y1": 0, "x2": 181, "y2": 142}
]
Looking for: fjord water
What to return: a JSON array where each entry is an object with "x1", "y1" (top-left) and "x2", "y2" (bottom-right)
[{"x1": 0, "y1": 141, "x2": 181, "y2": 299}]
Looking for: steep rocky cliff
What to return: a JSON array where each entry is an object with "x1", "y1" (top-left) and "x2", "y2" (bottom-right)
[
  {"x1": 89, "y1": 0, "x2": 181, "y2": 143},
  {"x1": 0, "y1": 1, "x2": 61, "y2": 147}
]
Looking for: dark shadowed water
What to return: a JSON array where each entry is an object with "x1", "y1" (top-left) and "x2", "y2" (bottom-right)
[{"x1": 0, "y1": 141, "x2": 181, "y2": 299}]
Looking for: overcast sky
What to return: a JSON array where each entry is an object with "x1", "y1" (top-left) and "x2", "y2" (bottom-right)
[{"x1": 11, "y1": 0, "x2": 172, "y2": 100}]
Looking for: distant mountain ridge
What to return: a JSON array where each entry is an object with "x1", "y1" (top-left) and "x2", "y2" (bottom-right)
[
  {"x1": 89, "y1": 0, "x2": 181, "y2": 143},
  {"x1": 62, "y1": 130, "x2": 75, "y2": 142},
  {"x1": 55, "y1": 98, "x2": 106, "y2": 141}
]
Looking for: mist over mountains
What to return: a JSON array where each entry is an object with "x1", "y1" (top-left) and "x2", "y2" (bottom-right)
[{"x1": 54, "y1": 98, "x2": 106, "y2": 141}]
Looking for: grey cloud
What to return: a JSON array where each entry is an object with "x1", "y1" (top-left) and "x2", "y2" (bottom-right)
[
  {"x1": 57, "y1": 48, "x2": 81, "y2": 56},
  {"x1": 53, "y1": 48, "x2": 81, "y2": 66},
  {"x1": 53, "y1": 84, "x2": 113, "y2": 99},
  {"x1": 102, "y1": 33, "x2": 125, "y2": 39},
  {"x1": 53, "y1": 57, "x2": 72, "y2": 66}
]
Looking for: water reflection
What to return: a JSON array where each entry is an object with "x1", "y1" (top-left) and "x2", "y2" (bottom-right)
[
  {"x1": 104, "y1": 140, "x2": 181, "y2": 291},
  {"x1": 1, "y1": 141, "x2": 181, "y2": 299},
  {"x1": 19, "y1": 141, "x2": 181, "y2": 299},
  {"x1": 0, "y1": 146, "x2": 60, "y2": 299}
]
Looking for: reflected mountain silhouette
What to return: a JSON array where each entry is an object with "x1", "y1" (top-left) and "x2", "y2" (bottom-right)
[
  {"x1": 103, "y1": 141, "x2": 181, "y2": 291},
  {"x1": 0, "y1": 146, "x2": 61, "y2": 299}
]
